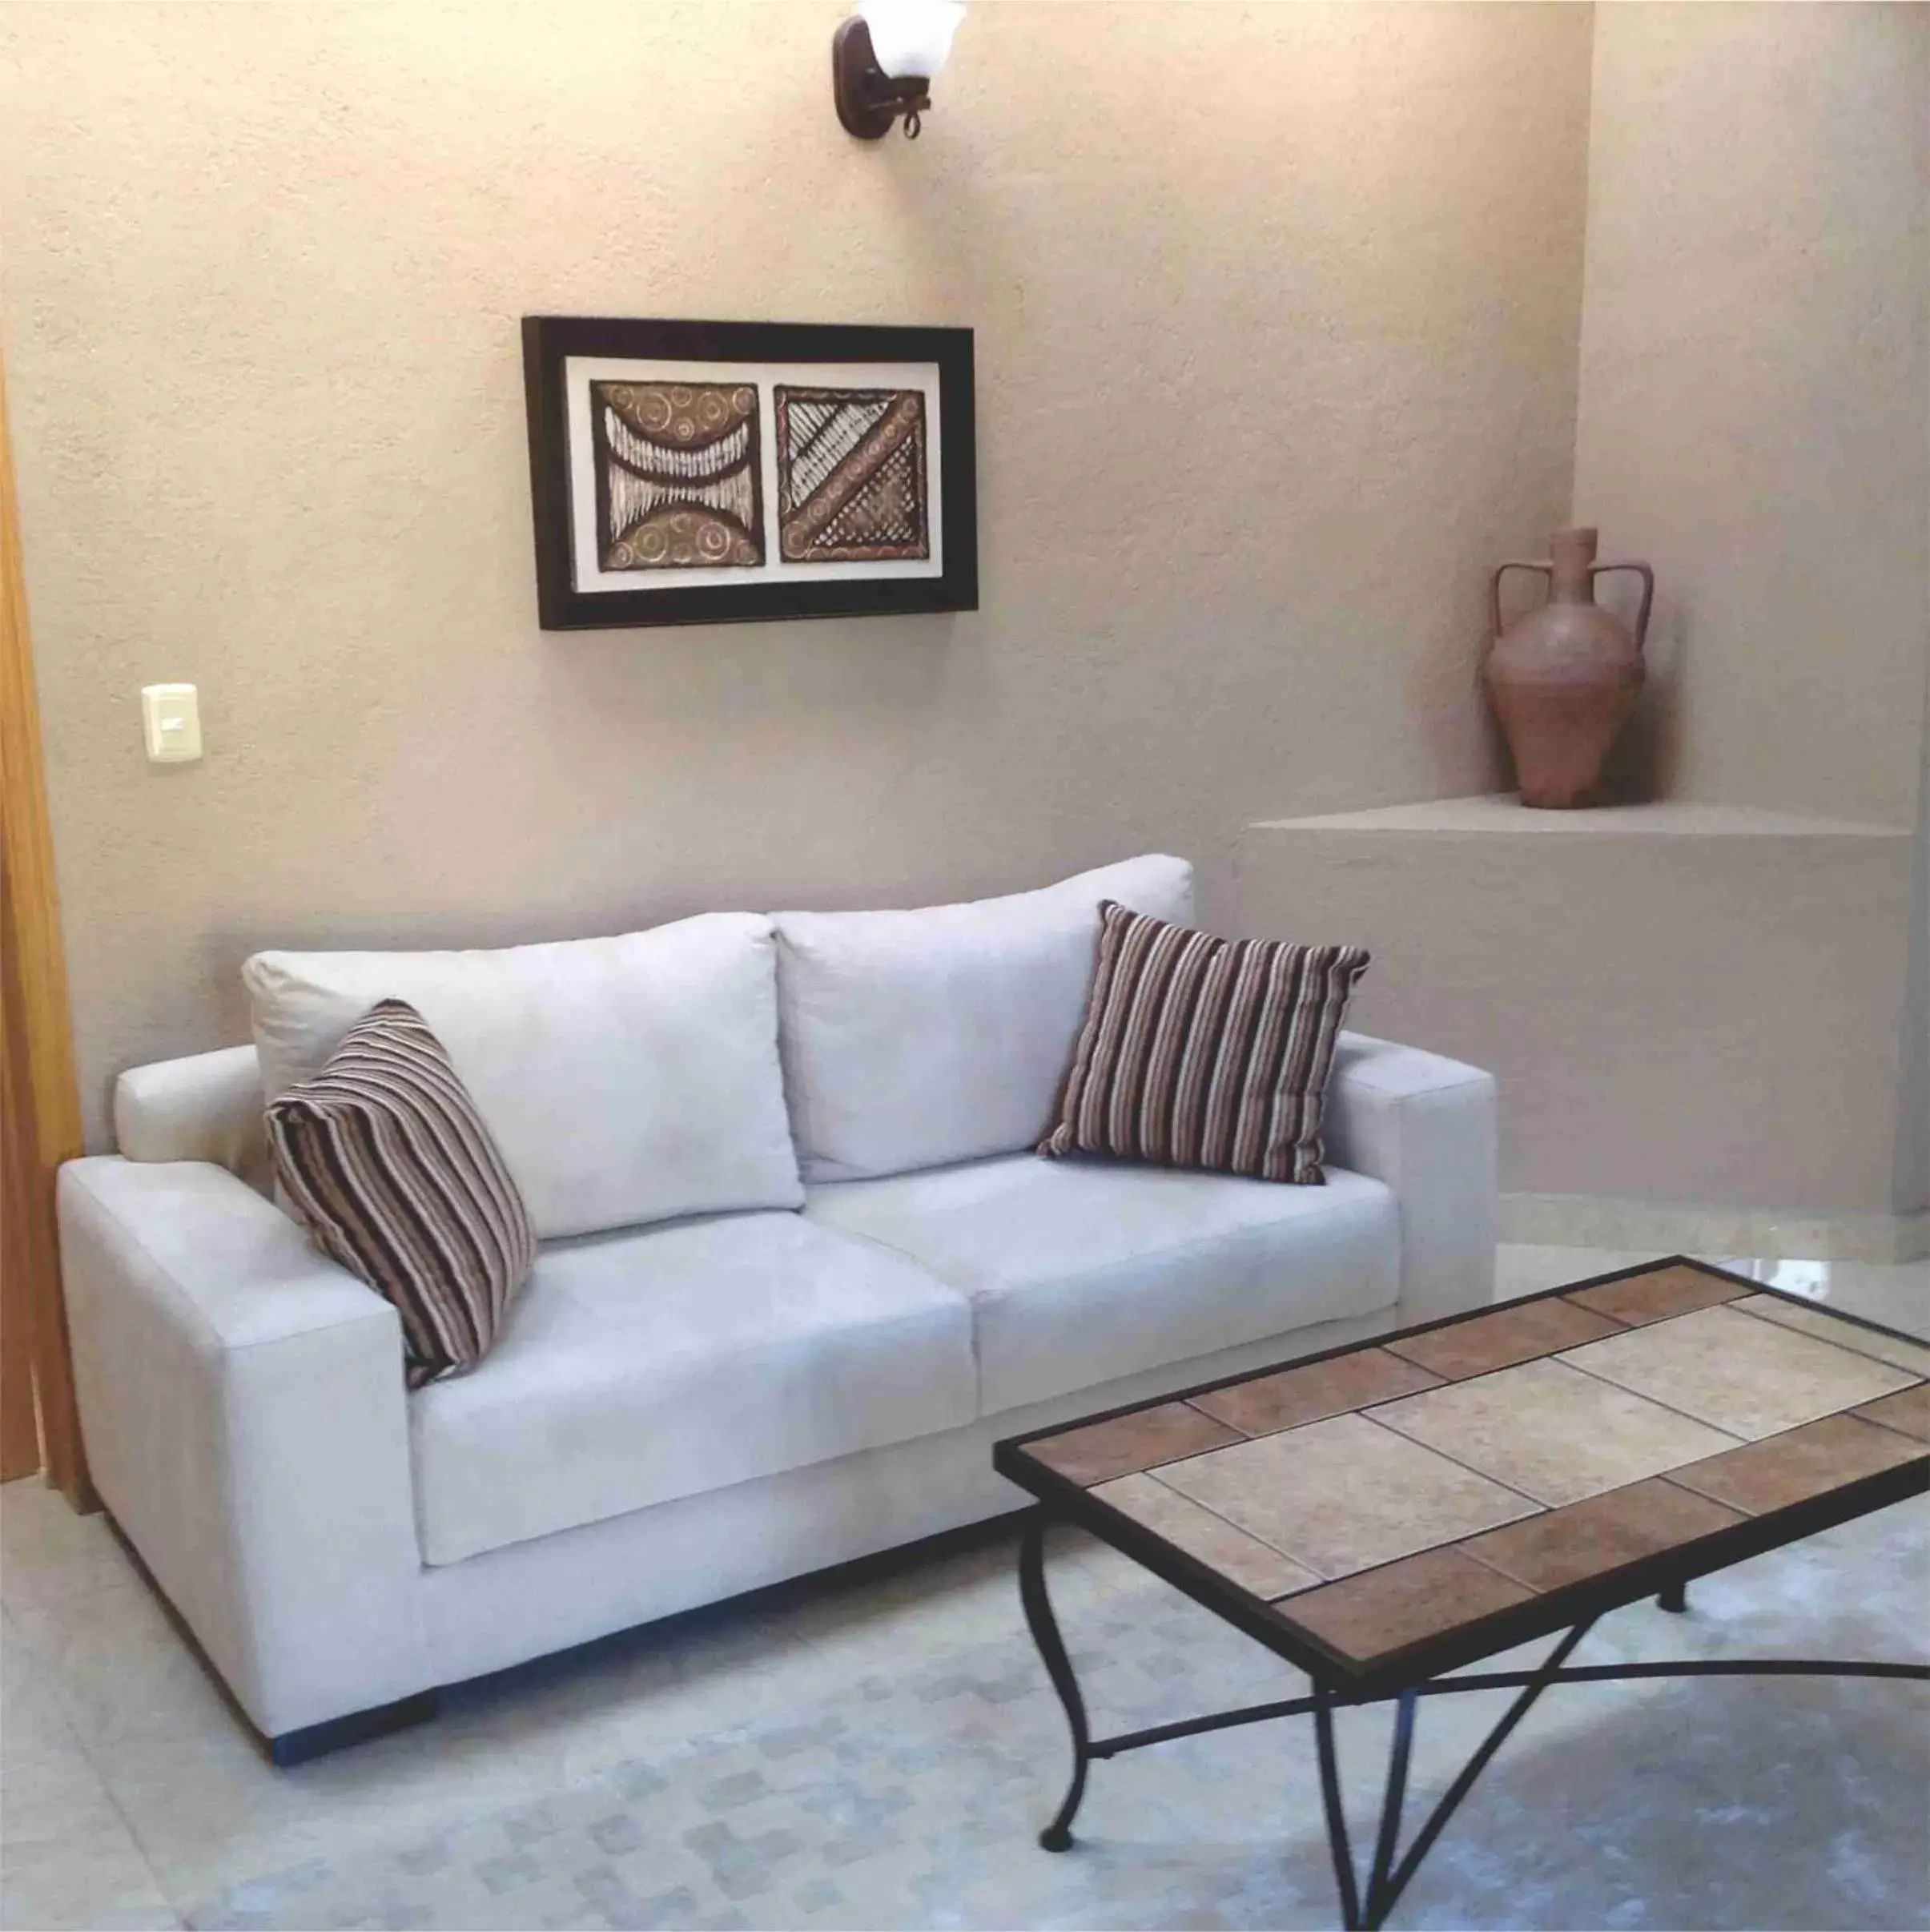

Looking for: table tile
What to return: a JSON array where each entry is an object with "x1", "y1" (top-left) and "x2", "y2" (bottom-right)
[
  {"x1": 1853, "y1": 1384, "x2": 1930, "y2": 1443},
  {"x1": 1090, "y1": 1474, "x2": 1321, "y2": 1599},
  {"x1": 1370, "y1": 1357, "x2": 1738, "y2": 1507},
  {"x1": 1667, "y1": 1413, "x2": 1925, "y2": 1516},
  {"x1": 1731, "y1": 1296, "x2": 1930, "y2": 1379},
  {"x1": 1156, "y1": 1412, "x2": 1538, "y2": 1581},
  {"x1": 1191, "y1": 1348, "x2": 1442, "y2": 1435},
  {"x1": 1564, "y1": 1264, "x2": 1747, "y2": 1326},
  {"x1": 1558, "y1": 1305, "x2": 1918, "y2": 1441},
  {"x1": 1024, "y1": 1403, "x2": 1240, "y2": 1487},
  {"x1": 1385, "y1": 1298, "x2": 1624, "y2": 1381},
  {"x1": 1279, "y1": 1548, "x2": 1534, "y2": 1663},
  {"x1": 1460, "y1": 1477, "x2": 1742, "y2": 1592}
]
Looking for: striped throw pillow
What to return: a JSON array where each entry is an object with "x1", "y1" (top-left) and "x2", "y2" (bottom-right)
[
  {"x1": 266, "y1": 999, "x2": 537, "y2": 1387},
  {"x1": 1038, "y1": 904, "x2": 1369, "y2": 1185}
]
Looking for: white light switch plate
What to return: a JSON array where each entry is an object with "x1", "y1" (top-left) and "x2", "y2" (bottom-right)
[{"x1": 141, "y1": 683, "x2": 202, "y2": 763}]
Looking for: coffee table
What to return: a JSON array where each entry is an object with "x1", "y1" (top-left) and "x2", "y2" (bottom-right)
[{"x1": 992, "y1": 1257, "x2": 1929, "y2": 1930}]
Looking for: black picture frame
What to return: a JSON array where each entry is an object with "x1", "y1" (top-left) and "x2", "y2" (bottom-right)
[{"x1": 521, "y1": 316, "x2": 978, "y2": 630}]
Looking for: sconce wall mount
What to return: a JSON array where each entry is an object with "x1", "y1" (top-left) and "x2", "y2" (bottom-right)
[
  {"x1": 833, "y1": 2, "x2": 963, "y2": 142},
  {"x1": 833, "y1": 17, "x2": 929, "y2": 140}
]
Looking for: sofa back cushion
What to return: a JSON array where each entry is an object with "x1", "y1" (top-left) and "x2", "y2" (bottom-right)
[
  {"x1": 244, "y1": 915, "x2": 802, "y2": 1240},
  {"x1": 773, "y1": 855, "x2": 1193, "y2": 1183}
]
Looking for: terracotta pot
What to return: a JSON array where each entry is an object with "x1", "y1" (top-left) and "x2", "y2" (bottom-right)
[{"x1": 1484, "y1": 527, "x2": 1653, "y2": 809}]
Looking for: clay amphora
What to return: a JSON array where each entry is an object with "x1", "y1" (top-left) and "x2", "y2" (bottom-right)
[{"x1": 1485, "y1": 527, "x2": 1652, "y2": 809}]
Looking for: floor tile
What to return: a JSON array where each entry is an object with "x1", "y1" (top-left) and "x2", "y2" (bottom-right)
[
  {"x1": 1460, "y1": 1477, "x2": 1742, "y2": 1593},
  {"x1": 0, "y1": 1607, "x2": 91, "y2": 1783},
  {"x1": 1563, "y1": 1262, "x2": 1747, "y2": 1326},
  {"x1": 1384, "y1": 1297, "x2": 1624, "y2": 1381},
  {"x1": 0, "y1": 1476, "x2": 138, "y2": 1618},
  {"x1": 1090, "y1": 1473, "x2": 1320, "y2": 1599},
  {"x1": 1156, "y1": 1412, "x2": 1538, "y2": 1581},
  {"x1": 1188, "y1": 1347, "x2": 1441, "y2": 1435},
  {"x1": 0, "y1": 1816, "x2": 180, "y2": 1930},
  {"x1": 0, "y1": 1599, "x2": 177, "y2": 1930},
  {"x1": 763, "y1": 1555, "x2": 1020, "y2": 1696},
  {"x1": 1559, "y1": 1304, "x2": 1918, "y2": 1440},
  {"x1": 1855, "y1": 1383, "x2": 1930, "y2": 1443},
  {"x1": 1, "y1": 1678, "x2": 131, "y2": 1867},
  {"x1": 1667, "y1": 1414, "x2": 1927, "y2": 1518},
  {"x1": 1023, "y1": 1403, "x2": 1240, "y2": 1487},
  {"x1": 1711, "y1": 1257, "x2": 1930, "y2": 1338},
  {"x1": 14, "y1": 1576, "x2": 239, "y2": 1753},
  {"x1": 1492, "y1": 1246, "x2": 1664, "y2": 1305},
  {"x1": 1370, "y1": 1357, "x2": 1738, "y2": 1507},
  {"x1": 1278, "y1": 1547, "x2": 1533, "y2": 1662},
  {"x1": 1731, "y1": 1294, "x2": 1930, "y2": 1378}
]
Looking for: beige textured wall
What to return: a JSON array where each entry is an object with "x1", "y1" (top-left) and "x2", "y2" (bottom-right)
[
  {"x1": 1, "y1": 2, "x2": 1592, "y2": 1145},
  {"x1": 1573, "y1": 2, "x2": 1929, "y2": 829},
  {"x1": 1900, "y1": 710, "x2": 1929, "y2": 1213}
]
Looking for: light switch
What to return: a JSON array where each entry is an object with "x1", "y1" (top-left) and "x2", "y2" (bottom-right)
[{"x1": 141, "y1": 683, "x2": 202, "y2": 764}]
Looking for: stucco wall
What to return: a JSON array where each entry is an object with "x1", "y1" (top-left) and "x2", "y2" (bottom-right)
[
  {"x1": 1573, "y1": 2, "x2": 1929, "y2": 830},
  {"x1": 1899, "y1": 705, "x2": 1930, "y2": 1214},
  {"x1": 1, "y1": 2, "x2": 1591, "y2": 1144}
]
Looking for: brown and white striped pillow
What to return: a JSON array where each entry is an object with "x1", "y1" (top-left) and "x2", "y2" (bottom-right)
[
  {"x1": 1038, "y1": 903, "x2": 1369, "y2": 1185},
  {"x1": 266, "y1": 999, "x2": 537, "y2": 1387}
]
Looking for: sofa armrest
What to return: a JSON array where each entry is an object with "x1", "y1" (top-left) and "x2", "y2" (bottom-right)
[
  {"x1": 58, "y1": 1157, "x2": 428, "y2": 1737},
  {"x1": 1324, "y1": 1032, "x2": 1497, "y2": 1325}
]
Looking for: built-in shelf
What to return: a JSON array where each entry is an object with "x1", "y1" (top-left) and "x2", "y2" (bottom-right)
[
  {"x1": 1252, "y1": 793, "x2": 1908, "y2": 839},
  {"x1": 1235, "y1": 794, "x2": 1916, "y2": 1218}
]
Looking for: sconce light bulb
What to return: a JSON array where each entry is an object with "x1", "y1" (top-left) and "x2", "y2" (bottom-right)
[{"x1": 858, "y1": 0, "x2": 965, "y2": 82}]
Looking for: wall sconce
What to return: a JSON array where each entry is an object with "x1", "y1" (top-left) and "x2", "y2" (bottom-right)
[{"x1": 833, "y1": 0, "x2": 965, "y2": 141}]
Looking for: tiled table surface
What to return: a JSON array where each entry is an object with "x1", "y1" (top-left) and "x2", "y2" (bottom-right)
[{"x1": 1005, "y1": 1262, "x2": 1930, "y2": 1674}]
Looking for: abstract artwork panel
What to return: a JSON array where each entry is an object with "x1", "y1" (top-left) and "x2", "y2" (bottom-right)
[
  {"x1": 524, "y1": 317, "x2": 975, "y2": 628},
  {"x1": 775, "y1": 387, "x2": 930, "y2": 562},
  {"x1": 591, "y1": 380, "x2": 763, "y2": 571}
]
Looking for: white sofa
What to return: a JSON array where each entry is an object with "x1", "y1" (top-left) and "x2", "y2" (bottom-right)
[{"x1": 58, "y1": 856, "x2": 1498, "y2": 1760}]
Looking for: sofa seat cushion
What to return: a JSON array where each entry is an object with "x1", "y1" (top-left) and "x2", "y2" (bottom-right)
[
  {"x1": 806, "y1": 1154, "x2": 1401, "y2": 1416},
  {"x1": 410, "y1": 1212, "x2": 975, "y2": 1565}
]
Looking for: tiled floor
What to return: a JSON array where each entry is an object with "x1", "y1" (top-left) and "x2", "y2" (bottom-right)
[{"x1": 1, "y1": 1249, "x2": 1923, "y2": 1930}]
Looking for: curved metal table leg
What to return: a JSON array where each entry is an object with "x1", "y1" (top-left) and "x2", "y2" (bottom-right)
[
  {"x1": 1364, "y1": 1690, "x2": 1417, "y2": 1927},
  {"x1": 1312, "y1": 1623, "x2": 1598, "y2": 1929},
  {"x1": 1019, "y1": 1511, "x2": 1092, "y2": 1852},
  {"x1": 1313, "y1": 1688, "x2": 1362, "y2": 1930}
]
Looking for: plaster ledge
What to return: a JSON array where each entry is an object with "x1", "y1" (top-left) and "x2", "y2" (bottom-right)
[{"x1": 1252, "y1": 794, "x2": 1911, "y2": 839}]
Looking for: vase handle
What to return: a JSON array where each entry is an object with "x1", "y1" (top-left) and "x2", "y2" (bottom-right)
[
  {"x1": 1490, "y1": 561, "x2": 1551, "y2": 640},
  {"x1": 1591, "y1": 561, "x2": 1655, "y2": 651}
]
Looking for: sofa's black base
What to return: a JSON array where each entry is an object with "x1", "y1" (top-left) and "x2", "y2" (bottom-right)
[{"x1": 269, "y1": 1690, "x2": 441, "y2": 1766}]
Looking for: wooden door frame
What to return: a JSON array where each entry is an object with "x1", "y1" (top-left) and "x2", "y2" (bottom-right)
[
  {"x1": 1, "y1": 349, "x2": 94, "y2": 1507},
  {"x1": 2, "y1": 898, "x2": 43, "y2": 1482}
]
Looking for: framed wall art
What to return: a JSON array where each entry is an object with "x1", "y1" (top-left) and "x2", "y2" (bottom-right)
[{"x1": 521, "y1": 316, "x2": 977, "y2": 630}]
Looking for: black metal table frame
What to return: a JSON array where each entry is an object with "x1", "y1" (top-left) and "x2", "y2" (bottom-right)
[
  {"x1": 997, "y1": 1258, "x2": 1930, "y2": 1931},
  {"x1": 1017, "y1": 1515, "x2": 1928, "y2": 1930}
]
